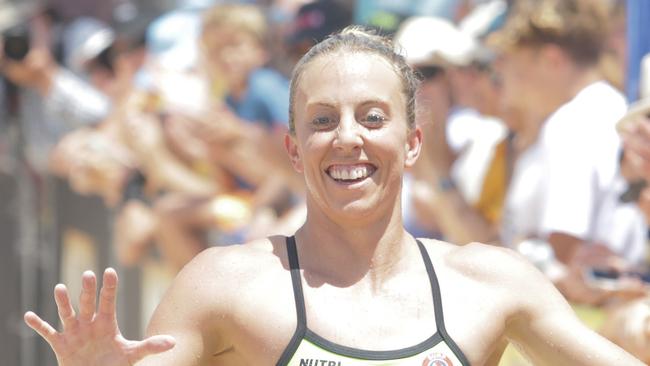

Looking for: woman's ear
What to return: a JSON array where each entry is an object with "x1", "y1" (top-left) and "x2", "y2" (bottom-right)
[
  {"x1": 285, "y1": 133, "x2": 303, "y2": 172},
  {"x1": 405, "y1": 126, "x2": 423, "y2": 168}
]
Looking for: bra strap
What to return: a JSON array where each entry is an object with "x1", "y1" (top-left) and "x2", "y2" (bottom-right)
[
  {"x1": 286, "y1": 235, "x2": 307, "y2": 325},
  {"x1": 416, "y1": 239, "x2": 471, "y2": 366},
  {"x1": 276, "y1": 236, "x2": 307, "y2": 365}
]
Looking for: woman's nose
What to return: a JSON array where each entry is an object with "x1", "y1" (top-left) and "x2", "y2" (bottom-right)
[{"x1": 333, "y1": 113, "x2": 363, "y2": 152}]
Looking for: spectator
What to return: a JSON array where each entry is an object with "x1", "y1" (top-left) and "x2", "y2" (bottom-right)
[
  {"x1": 492, "y1": 0, "x2": 647, "y2": 303},
  {"x1": 285, "y1": 0, "x2": 353, "y2": 65},
  {"x1": 2, "y1": 16, "x2": 113, "y2": 130},
  {"x1": 389, "y1": 0, "x2": 647, "y2": 306},
  {"x1": 201, "y1": 3, "x2": 289, "y2": 130},
  {"x1": 598, "y1": 0, "x2": 627, "y2": 92},
  {"x1": 114, "y1": 3, "x2": 306, "y2": 270},
  {"x1": 392, "y1": 16, "x2": 455, "y2": 238},
  {"x1": 619, "y1": 53, "x2": 650, "y2": 216},
  {"x1": 0, "y1": 11, "x2": 112, "y2": 171},
  {"x1": 393, "y1": 14, "x2": 507, "y2": 242}
]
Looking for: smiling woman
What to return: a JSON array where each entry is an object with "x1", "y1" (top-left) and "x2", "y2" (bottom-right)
[
  {"x1": 24, "y1": 26, "x2": 645, "y2": 366},
  {"x1": 285, "y1": 39, "x2": 422, "y2": 226},
  {"x1": 288, "y1": 27, "x2": 420, "y2": 133}
]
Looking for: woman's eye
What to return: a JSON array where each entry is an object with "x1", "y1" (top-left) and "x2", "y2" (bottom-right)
[
  {"x1": 312, "y1": 116, "x2": 334, "y2": 127},
  {"x1": 362, "y1": 113, "x2": 386, "y2": 125}
]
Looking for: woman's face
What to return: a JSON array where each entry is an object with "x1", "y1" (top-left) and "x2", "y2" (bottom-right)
[{"x1": 286, "y1": 52, "x2": 422, "y2": 222}]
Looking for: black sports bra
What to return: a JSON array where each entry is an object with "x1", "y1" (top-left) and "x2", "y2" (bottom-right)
[{"x1": 276, "y1": 236, "x2": 471, "y2": 366}]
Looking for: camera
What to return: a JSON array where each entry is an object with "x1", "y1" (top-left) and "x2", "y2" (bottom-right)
[
  {"x1": 3, "y1": 23, "x2": 30, "y2": 61},
  {"x1": 0, "y1": 0, "x2": 42, "y2": 61}
]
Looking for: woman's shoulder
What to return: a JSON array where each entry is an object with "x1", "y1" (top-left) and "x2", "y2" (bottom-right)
[
  {"x1": 417, "y1": 238, "x2": 521, "y2": 261},
  {"x1": 183, "y1": 235, "x2": 291, "y2": 280},
  {"x1": 146, "y1": 236, "x2": 296, "y2": 342},
  {"x1": 417, "y1": 238, "x2": 546, "y2": 289},
  {"x1": 417, "y1": 238, "x2": 563, "y2": 323},
  {"x1": 163, "y1": 236, "x2": 291, "y2": 304}
]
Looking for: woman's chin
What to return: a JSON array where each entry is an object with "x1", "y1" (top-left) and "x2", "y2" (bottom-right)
[{"x1": 322, "y1": 198, "x2": 387, "y2": 224}]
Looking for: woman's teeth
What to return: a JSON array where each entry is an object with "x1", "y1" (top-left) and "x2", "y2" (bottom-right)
[{"x1": 328, "y1": 165, "x2": 374, "y2": 181}]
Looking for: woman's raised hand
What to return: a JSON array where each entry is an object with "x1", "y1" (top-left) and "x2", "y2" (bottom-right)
[{"x1": 24, "y1": 268, "x2": 175, "y2": 366}]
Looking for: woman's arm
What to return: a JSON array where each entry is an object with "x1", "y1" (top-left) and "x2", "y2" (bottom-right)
[
  {"x1": 502, "y1": 251, "x2": 645, "y2": 365},
  {"x1": 24, "y1": 248, "x2": 235, "y2": 366},
  {"x1": 136, "y1": 248, "x2": 234, "y2": 365}
]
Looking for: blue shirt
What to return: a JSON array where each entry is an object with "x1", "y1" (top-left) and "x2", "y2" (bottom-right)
[{"x1": 225, "y1": 68, "x2": 290, "y2": 129}]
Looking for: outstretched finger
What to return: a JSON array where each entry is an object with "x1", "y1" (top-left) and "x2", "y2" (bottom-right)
[
  {"x1": 97, "y1": 268, "x2": 118, "y2": 319},
  {"x1": 54, "y1": 284, "x2": 78, "y2": 331},
  {"x1": 78, "y1": 271, "x2": 97, "y2": 323},
  {"x1": 127, "y1": 335, "x2": 176, "y2": 363},
  {"x1": 24, "y1": 311, "x2": 60, "y2": 347}
]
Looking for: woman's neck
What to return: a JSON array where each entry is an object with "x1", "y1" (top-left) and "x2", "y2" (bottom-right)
[{"x1": 294, "y1": 200, "x2": 415, "y2": 287}]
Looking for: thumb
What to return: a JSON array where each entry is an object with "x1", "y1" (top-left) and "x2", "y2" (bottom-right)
[{"x1": 128, "y1": 335, "x2": 176, "y2": 362}]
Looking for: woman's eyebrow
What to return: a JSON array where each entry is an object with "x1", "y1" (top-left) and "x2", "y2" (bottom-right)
[
  {"x1": 309, "y1": 101, "x2": 336, "y2": 108},
  {"x1": 304, "y1": 99, "x2": 337, "y2": 109},
  {"x1": 360, "y1": 99, "x2": 390, "y2": 106},
  {"x1": 359, "y1": 99, "x2": 392, "y2": 112},
  {"x1": 304, "y1": 99, "x2": 391, "y2": 110}
]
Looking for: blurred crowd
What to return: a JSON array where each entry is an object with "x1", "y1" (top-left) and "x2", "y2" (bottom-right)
[{"x1": 2, "y1": 0, "x2": 650, "y2": 363}]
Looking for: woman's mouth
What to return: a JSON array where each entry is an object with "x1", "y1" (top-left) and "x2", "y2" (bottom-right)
[{"x1": 326, "y1": 163, "x2": 377, "y2": 184}]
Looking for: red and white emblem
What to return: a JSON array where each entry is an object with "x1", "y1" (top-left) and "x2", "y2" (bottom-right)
[{"x1": 422, "y1": 352, "x2": 453, "y2": 366}]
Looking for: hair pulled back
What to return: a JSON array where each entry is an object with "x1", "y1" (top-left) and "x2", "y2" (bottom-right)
[{"x1": 288, "y1": 26, "x2": 421, "y2": 133}]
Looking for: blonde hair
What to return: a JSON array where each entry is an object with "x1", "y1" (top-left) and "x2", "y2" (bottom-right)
[
  {"x1": 492, "y1": 0, "x2": 608, "y2": 65},
  {"x1": 288, "y1": 26, "x2": 421, "y2": 133},
  {"x1": 201, "y1": 3, "x2": 268, "y2": 44}
]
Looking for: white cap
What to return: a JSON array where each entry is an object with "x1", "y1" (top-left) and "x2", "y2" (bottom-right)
[
  {"x1": 618, "y1": 54, "x2": 650, "y2": 131},
  {"x1": 145, "y1": 8, "x2": 201, "y2": 72},
  {"x1": 63, "y1": 17, "x2": 115, "y2": 73},
  {"x1": 0, "y1": 0, "x2": 38, "y2": 33},
  {"x1": 394, "y1": 16, "x2": 479, "y2": 67}
]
